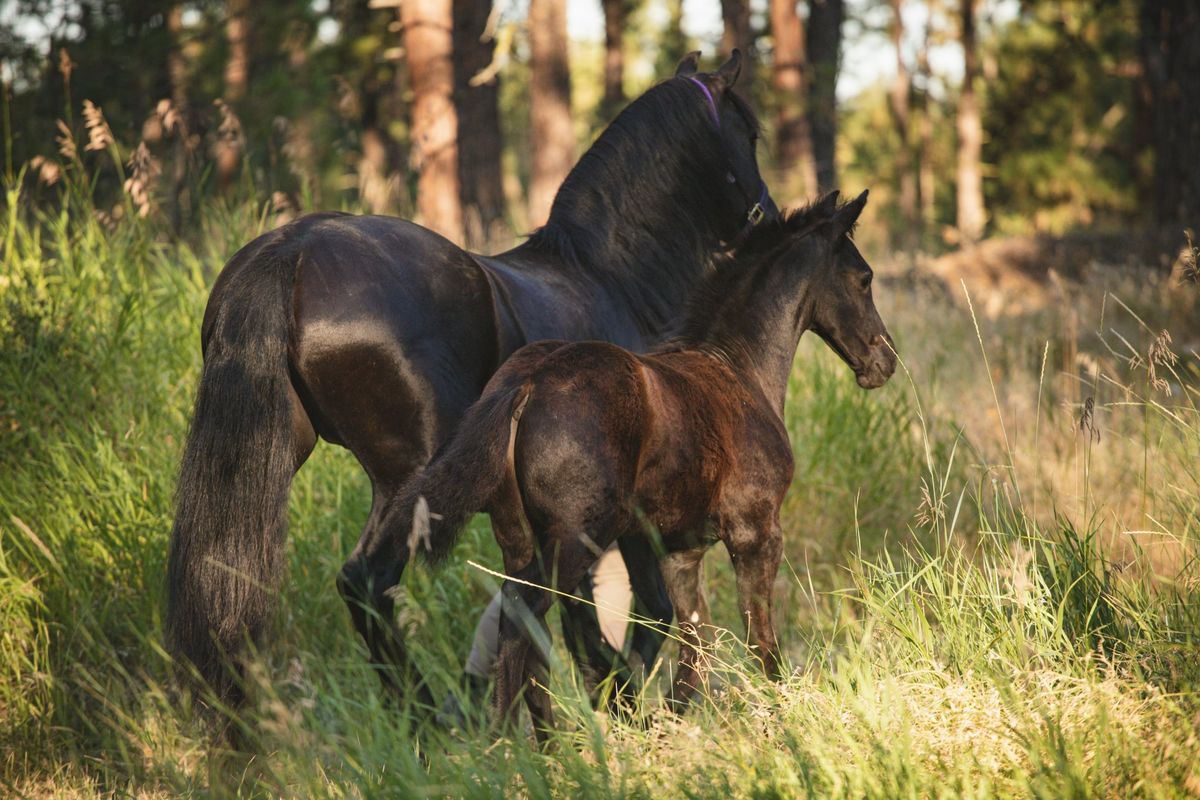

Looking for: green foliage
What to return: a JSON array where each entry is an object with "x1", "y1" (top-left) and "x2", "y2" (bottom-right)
[{"x1": 984, "y1": 0, "x2": 1143, "y2": 234}]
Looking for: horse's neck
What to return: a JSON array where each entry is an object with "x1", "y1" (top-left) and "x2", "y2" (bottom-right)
[
  {"x1": 704, "y1": 280, "x2": 813, "y2": 417},
  {"x1": 498, "y1": 220, "x2": 714, "y2": 345}
]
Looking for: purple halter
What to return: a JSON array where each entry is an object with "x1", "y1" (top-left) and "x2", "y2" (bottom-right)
[
  {"x1": 686, "y1": 76, "x2": 722, "y2": 126},
  {"x1": 685, "y1": 75, "x2": 769, "y2": 237}
]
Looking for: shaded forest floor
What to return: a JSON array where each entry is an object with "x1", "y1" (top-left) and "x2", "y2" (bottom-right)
[{"x1": 2, "y1": 191, "x2": 1199, "y2": 797}]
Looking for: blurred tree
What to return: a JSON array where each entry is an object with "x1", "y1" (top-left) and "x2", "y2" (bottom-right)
[
  {"x1": 888, "y1": 0, "x2": 917, "y2": 248},
  {"x1": 601, "y1": 0, "x2": 627, "y2": 120},
  {"x1": 402, "y1": 0, "x2": 463, "y2": 241},
  {"x1": 528, "y1": 0, "x2": 573, "y2": 227},
  {"x1": 216, "y1": 0, "x2": 251, "y2": 188},
  {"x1": 654, "y1": 0, "x2": 691, "y2": 80},
  {"x1": 338, "y1": 0, "x2": 402, "y2": 214},
  {"x1": 769, "y1": 0, "x2": 817, "y2": 198},
  {"x1": 454, "y1": 0, "x2": 507, "y2": 247},
  {"x1": 721, "y1": 0, "x2": 757, "y2": 93},
  {"x1": 955, "y1": 0, "x2": 984, "y2": 241},
  {"x1": 808, "y1": 0, "x2": 843, "y2": 192},
  {"x1": 985, "y1": 0, "x2": 1141, "y2": 234},
  {"x1": 1140, "y1": 0, "x2": 1200, "y2": 229},
  {"x1": 915, "y1": 9, "x2": 937, "y2": 235}
]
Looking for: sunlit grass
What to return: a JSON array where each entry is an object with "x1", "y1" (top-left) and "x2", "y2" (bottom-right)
[{"x1": 2, "y1": 165, "x2": 1198, "y2": 797}]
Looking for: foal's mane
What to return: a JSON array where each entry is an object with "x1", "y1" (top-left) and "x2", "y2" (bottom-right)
[
  {"x1": 521, "y1": 76, "x2": 763, "y2": 335},
  {"x1": 656, "y1": 197, "x2": 838, "y2": 352}
]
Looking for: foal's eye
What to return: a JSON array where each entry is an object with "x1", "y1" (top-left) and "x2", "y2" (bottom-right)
[
  {"x1": 726, "y1": 172, "x2": 737, "y2": 184},
  {"x1": 858, "y1": 272, "x2": 873, "y2": 291}
]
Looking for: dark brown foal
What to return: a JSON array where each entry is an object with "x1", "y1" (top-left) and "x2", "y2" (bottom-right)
[{"x1": 399, "y1": 190, "x2": 896, "y2": 739}]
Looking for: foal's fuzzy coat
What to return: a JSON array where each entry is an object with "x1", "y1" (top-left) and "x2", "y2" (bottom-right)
[{"x1": 405, "y1": 191, "x2": 895, "y2": 736}]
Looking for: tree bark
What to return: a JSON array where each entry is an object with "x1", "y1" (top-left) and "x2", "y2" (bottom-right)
[
  {"x1": 601, "y1": 0, "x2": 626, "y2": 120},
  {"x1": 528, "y1": 0, "x2": 574, "y2": 227},
  {"x1": 721, "y1": 0, "x2": 755, "y2": 94},
  {"x1": 165, "y1": 4, "x2": 195, "y2": 230},
  {"x1": 956, "y1": 0, "x2": 985, "y2": 243},
  {"x1": 769, "y1": 0, "x2": 817, "y2": 198},
  {"x1": 916, "y1": 20, "x2": 936, "y2": 236},
  {"x1": 403, "y1": 0, "x2": 463, "y2": 243},
  {"x1": 216, "y1": 0, "x2": 251, "y2": 189},
  {"x1": 807, "y1": 0, "x2": 843, "y2": 193},
  {"x1": 1140, "y1": 0, "x2": 1200, "y2": 229},
  {"x1": 454, "y1": 0, "x2": 507, "y2": 247},
  {"x1": 888, "y1": 0, "x2": 916, "y2": 249}
]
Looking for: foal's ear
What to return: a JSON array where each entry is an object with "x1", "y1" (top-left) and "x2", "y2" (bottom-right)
[
  {"x1": 829, "y1": 189, "x2": 869, "y2": 239},
  {"x1": 814, "y1": 190, "x2": 841, "y2": 217},
  {"x1": 715, "y1": 49, "x2": 743, "y2": 88},
  {"x1": 675, "y1": 51, "x2": 702, "y2": 77}
]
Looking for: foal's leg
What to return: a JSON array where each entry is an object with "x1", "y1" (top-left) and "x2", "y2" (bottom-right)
[
  {"x1": 495, "y1": 539, "x2": 596, "y2": 741},
  {"x1": 660, "y1": 547, "x2": 713, "y2": 710},
  {"x1": 726, "y1": 520, "x2": 784, "y2": 679}
]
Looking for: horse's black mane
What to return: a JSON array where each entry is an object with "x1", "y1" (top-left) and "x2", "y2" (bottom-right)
[
  {"x1": 656, "y1": 194, "x2": 845, "y2": 353},
  {"x1": 519, "y1": 76, "x2": 762, "y2": 337}
]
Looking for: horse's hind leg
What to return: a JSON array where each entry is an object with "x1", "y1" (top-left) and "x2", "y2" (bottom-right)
[
  {"x1": 618, "y1": 536, "x2": 674, "y2": 675},
  {"x1": 336, "y1": 492, "x2": 435, "y2": 709},
  {"x1": 495, "y1": 538, "x2": 597, "y2": 742}
]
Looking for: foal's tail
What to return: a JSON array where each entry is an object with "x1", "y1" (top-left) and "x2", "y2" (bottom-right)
[
  {"x1": 166, "y1": 240, "x2": 300, "y2": 709},
  {"x1": 409, "y1": 381, "x2": 533, "y2": 564}
]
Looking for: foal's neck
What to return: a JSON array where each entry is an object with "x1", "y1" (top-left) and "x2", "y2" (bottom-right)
[{"x1": 696, "y1": 269, "x2": 813, "y2": 417}]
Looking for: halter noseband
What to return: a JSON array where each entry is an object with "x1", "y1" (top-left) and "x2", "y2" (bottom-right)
[{"x1": 685, "y1": 75, "x2": 769, "y2": 237}]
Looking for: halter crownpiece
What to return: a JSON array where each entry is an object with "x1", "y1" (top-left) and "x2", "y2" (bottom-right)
[{"x1": 685, "y1": 76, "x2": 722, "y2": 126}]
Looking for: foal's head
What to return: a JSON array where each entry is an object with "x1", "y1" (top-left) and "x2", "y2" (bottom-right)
[{"x1": 789, "y1": 191, "x2": 896, "y2": 389}]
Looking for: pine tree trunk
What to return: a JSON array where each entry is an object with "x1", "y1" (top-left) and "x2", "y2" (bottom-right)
[
  {"x1": 807, "y1": 0, "x2": 843, "y2": 193},
  {"x1": 528, "y1": 0, "x2": 574, "y2": 227},
  {"x1": 955, "y1": 0, "x2": 985, "y2": 243},
  {"x1": 601, "y1": 0, "x2": 626, "y2": 120},
  {"x1": 166, "y1": 4, "x2": 194, "y2": 230},
  {"x1": 721, "y1": 0, "x2": 755, "y2": 94},
  {"x1": 1140, "y1": 0, "x2": 1200, "y2": 229},
  {"x1": 217, "y1": 0, "x2": 251, "y2": 189},
  {"x1": 889, "y1": 0, "x2": 916, "y2": 249},
  {"x1": 403, "y1": 0, "x2": 464, "y2": 242},
  {"x1": 769, "y1": 0, "x2": 817, "y2": 199},
  {"x1": 454, "y1": 0, "x2": 507, "y2": 247},
  {"x1": 916, "y1": 24, "x2": 936, "y2": 237}
]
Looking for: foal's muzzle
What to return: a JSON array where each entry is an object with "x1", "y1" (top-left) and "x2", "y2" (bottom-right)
[{"x1": 856, "y1": 333, "x2": 897, "y2": 390}]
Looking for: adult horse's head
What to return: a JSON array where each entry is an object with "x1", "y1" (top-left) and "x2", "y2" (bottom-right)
[
  {"x1": 542, "y1": 49, "x2": 778, "y2": 255},
  {"x1": 801, "y1": 191, "x2": 896, "y2": 389},
  {"x1": 672, "y1": 50, "x2": 780, "y2": 242}
]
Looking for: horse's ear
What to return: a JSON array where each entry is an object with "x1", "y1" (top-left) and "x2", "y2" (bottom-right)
[
  {"x1": 814, "y1": 191, "x2": 841, "y2": 217},
  {"x1": 715, "y1": 49, "x2": 742, "y2": 89},
  {"x1": 829, "y1": 190, "x2": 869, "y2": 239},
  {"x1": 675, "y1": 51, "x2": 702, "y2": 77}
]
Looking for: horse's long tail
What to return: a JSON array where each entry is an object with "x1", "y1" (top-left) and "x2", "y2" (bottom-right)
[
  {"x1": 409, "y1": 380, "x2": 533, "y2": 564},
  {"x1": 166, "y1": 243, "x2": 299, "y2": 709}
]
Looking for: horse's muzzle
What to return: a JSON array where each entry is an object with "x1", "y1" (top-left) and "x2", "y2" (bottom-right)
[{"x1": 856, "y1": 335, "x2": 897, "y2": 389}]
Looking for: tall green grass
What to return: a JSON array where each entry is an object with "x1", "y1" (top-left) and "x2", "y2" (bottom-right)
[{"x1": 2, "y1": 165, "x2": 1198, "y2": 797}]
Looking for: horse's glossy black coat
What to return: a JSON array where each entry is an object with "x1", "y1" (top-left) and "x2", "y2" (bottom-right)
[{"x1": 166, "y1": 52, "x2": 777, "y2": 711}]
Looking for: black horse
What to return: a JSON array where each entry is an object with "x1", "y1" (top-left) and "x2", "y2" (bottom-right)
[{"x1": 166, "y1": 51, "x2": 778, "y2": 711}]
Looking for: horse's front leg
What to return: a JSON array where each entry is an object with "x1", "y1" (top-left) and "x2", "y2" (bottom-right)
[
  {"x1": 660, "y1": 547, "x2": 712, "y2": 710},
  {"x1": 726, "y1": 519, "x2": 784, "y2": 680}
]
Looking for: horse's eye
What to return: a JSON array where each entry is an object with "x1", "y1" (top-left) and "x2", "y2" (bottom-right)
[
  {"x1": 858, "y1": 272, "x2": 873, "y2": 291},
  {"x1": 726, "y1": 172, "x2": 737, "y2": 184}
]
